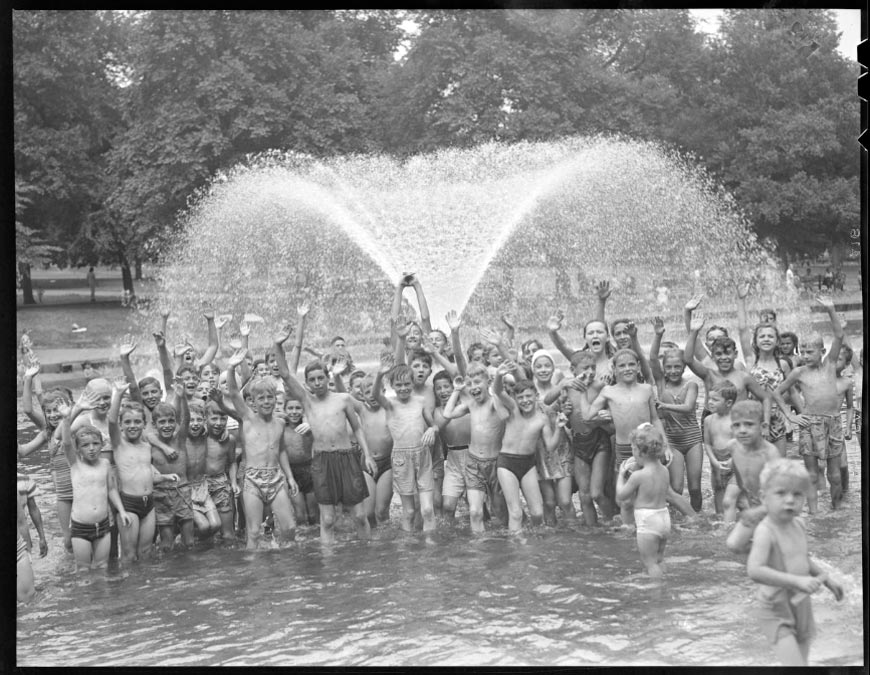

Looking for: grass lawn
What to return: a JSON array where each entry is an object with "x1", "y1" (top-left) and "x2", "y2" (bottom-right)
[{"x1": 16, "y1": 304, "x2": 145, "y2": 351}]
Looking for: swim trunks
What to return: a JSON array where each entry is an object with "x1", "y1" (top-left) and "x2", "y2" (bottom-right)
[
  {"x1": 757, "y1": 593, "x2": 816, "y2": 645},
  {"x1": 70, "y1": 517, "x2": 111, "y2": 543},
  {"x1": 365, "y1": 455, "x2": 392, "y2": 482},
  {"x1": 17, "y1": 473, "x2": 38, "y2": 499},
  {"x1": 153, "y1": 482, "x2": 194, "y2": 527},
  {"x1": 442, "y1": 445, "x2": 469, "y2": 498},
  {"x1": 311, "y1": 448, "x2": 368, "y2": 507},
  {"x1": 799, "y1": 413, "x2": 844, "y2": 460},
  {"x1": 431, "y1": 443, "x2": 445, "y2": 482},
  {"x1": 537, "y1": 436, "x2": 572, "y2": 481},
  {"x1": 190, "y1": 479, "x2": 219, "y2": 515},
  {"x1": 710, "y1": 447, "x2": 734, "y2": 490},
  {"x1": 392, "y1": 445, "x2": 434, "y2": 496},
  {"x1": 206, "y1": 473, "x2": 234, "y2": 512},
  {"x1": 497, "y1": 452, "x2": 537, "y2": 482},
  {"x1": 120, "y1": 492, "x2": 155, "y2": 520},
  {"x1": 243, "y1": 467, "x2": 289, "y2": 505},
  {"x1": 464, "y1": 454, "x2": 500, "y2": 499},
  {"x1": 614, "y1": 442, "x2": 633, "y2": 464},
  {"x1": 572, "y1": 428, "x2": 610, "y2": 465},
  {"x1": 290, "y1": 461, "x2": 315, "y2": 494},
  {"x1": 634, "y1": 506, "x2": 671, "y2": 538}
]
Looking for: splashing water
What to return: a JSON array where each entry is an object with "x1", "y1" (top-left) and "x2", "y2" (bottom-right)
[{"x1": 152, "y1": 136, "x2": 804, "y2": 348}]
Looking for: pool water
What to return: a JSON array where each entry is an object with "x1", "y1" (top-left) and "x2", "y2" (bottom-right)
[{"x1": 15, "y1": 418, "x2": 864, "y2": 667}]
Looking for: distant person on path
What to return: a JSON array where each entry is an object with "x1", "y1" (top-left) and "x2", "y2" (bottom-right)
[
  {"x1": 785, "y1": 264, "x2": 795, "y2": 293},
  {"x1": 87, "y1": 267, "x2": 96, "y2": 302}
]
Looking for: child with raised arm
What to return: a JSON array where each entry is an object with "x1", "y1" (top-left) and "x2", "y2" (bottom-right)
[
  {"x1": 577, "y1": 348, "x2": 669, "y2": 526},
  {"x1": 747, "y1": 459, "x2": 844, "y2": 666},
  {"x1": 775, "y1": 296, "x2": 846, "y2": 512},
  {"x1": 64, "y1": 393, "x2": 133, "y2": 570},
  {"x1": 616, "y1": 424, "x2": 672, "y2": 578},
  {"x1": 372, "y1": 355, "x2": 437, "y2": 533},
  {"x1": 834, "y1": 344, "x2": 854, "y2": 492},
  {"x1": 725, "y1": 401, "x2": 783, "y2": 553},
  {"x1": 492, "y1": 363, "x2": 560, "y2": 533},
  {"x1": 173, "y1": 309, "x2": 220, "y2": 371},
  {"x1": 703, "y1": 381, "x2": 738, "y2": 517},
  {"x1": 224, "y1": 348, "x2": 298, "y2": 549},
  {"x1": 649, "y1": 316, "x2": 704, "y2": 512},
  {"x1": 442, "y1": 361, "x2": 507, "y2": 533},
  {"x1": 185, "y1": 401, "x2": 222, "y2": 540},
  {"x1": 433, "y1": 370, "x2": 472, "y2": 522},
  {"x1": 273, "y1": 329, "x2": 375, "y2": 545}
]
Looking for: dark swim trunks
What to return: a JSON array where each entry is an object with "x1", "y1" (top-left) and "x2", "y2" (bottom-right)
[
  {"x1": 312, "y1": 448, "x2": 369, "y2": 507},
  {"x1": 572, "y1": 428, "x2": 611, "y2": 465},
  {"x1": 70, "y1": 517, "x2": 111, "y2": 543},
  {"x1": 120, "y1": 492, "x2": 154, "y2": 520},
  {"x1": 497, "y1": 452, "x2": 537, "y2": 482},
  {"x1": 290, "y1": 461, "x2": 315, "y2": 495},
  {"x1": 365, "y1": 454, "x2": 392, "y2": 482}
]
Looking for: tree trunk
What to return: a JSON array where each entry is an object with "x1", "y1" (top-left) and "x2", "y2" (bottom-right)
[
  {"x1": 134, "y1": 257, "x2": 143, "y2": 281},
  {"x1": 18, "y1": 262, "x2": 35, "y2": 305},
  {"x1": 120, "y1": 257, "x2": 134, "y2": 296}
]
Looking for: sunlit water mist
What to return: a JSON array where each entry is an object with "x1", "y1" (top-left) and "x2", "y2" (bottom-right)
[{"x1": 151, "y1": 136, "x2": 805, "y2": 344}]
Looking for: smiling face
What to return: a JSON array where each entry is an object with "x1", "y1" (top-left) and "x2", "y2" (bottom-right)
[
  {"x1": 405, "y1": 325, "x2": 422, "y2": 349},
  {"x1": 662, "y1": 353, "x2": 685, "y2": 383},
  {"x1": 200, "y1": 364, "x2": 219, "y2": 387},
  {"x1": 533, "y1": 355, "x2": 554, "y2": 383},
  {"x1": 284, "y1": 399, "x2": 304, "y2": 424},
  {"x1": 392, "y1": 374, "x2": 413, "y2": 402},
  {"x1": 514, "y1": 386, "x2": 537, "y2": 414},
  {"x1": 121, "y1": 409, "x2": 145, "y2": 442},
  {"x1": 584, "y1": 321, "x2": 608, "y2": 354},
  {"x1": 434, "y1": 377, "x2": 454, "y2": 404},
  {"x1": 154, "y1": 412, "x2": 177, "y2": 440},
  {"x1": 614, "y1": 353, "x2": 639, "y2": 383},
  {"x1": 429, "y1": 331, "x2": 447, "y2": 353},
  {"x1": 711, "y1": 345, "x2": 736, "y2": 373},
  {"x1": 523, "y1": 340, "x2": 543, "y2": 361},
  {"x1": 253, "y1": 390, "x2": 275, "y2": 416},
  {"x1": 754, "y1": 325, "x2": 778, "y2": 355},
  {"x1": 180, "y1": 370, "x2": 199, "y2": 397},
  {"x1": 469, "y1": 374, "x2": 489, "y2": 403},
  {"x1": 188, "y1": 409, "x2": 205, "y2": 436},
  {"x1": 206, "y1": 408, "x2": 227, "y2": 437},
  {"x1": 140, "y1": 381, "x2": 163, "y2": 410},
  {"x1": 611, "y1": 322, "x2": 632, "y2": 350}
]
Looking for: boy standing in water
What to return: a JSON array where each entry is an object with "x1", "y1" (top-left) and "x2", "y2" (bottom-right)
[
  {"x1": 703, "y1": 380, "x2": 738, "y2": 517},
  {"x1": 775, "y1": 296, "x2": 844, "y2": 512},
  {"x1": 443, "y1": 361, "x2": 507, "y2": 533},
  {"x1": 725, "y1": 401, "x2": 782, "y2": 553},
  {"x1": 273, "y1": 328, "x2": 375, "y2": 545},
  {"x1": 358, "y1": 374, "x2": 394, "y2": 526},
  {"x1": 204, "y1": 400, "x2": 239, "y2": 541},
  {"x1": 747, "y1": 459, "x2": 844, "y2": 666},
  {"x1": 281, "y1": 397, "x2": 319, "y2": 526},
  {"x1": 616, "y1": 424, "x2": 672, "y2": 578},
  {"x1": 225, "y1": 349, "x2": 299, "y2": 549}
]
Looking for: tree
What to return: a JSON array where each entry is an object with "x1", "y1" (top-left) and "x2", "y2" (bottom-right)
[
  {"x1": 106, "y1": 10, "x2": 404, "y2": 267},
  {"x1": 13, "y1": 10, "x2": 126, "y2": 302}
]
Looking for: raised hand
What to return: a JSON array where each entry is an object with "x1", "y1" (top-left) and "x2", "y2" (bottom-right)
[
  {"x1": 331, "y1": 356, "x2": 348, "y2": 377},
  {"x1": 652, "y1": 316, "x2": 665, "y2": 336},
  {"x1": 546, "y1": 310, "x2": 565, "y2": 332},
  {"x1": 202, "y1": 308, "x2": 215, "y2": 321},
  {"x1": 119, "y1": 334, "x2": 137, "y2": 358},
  {"x1": 479, "y1": 327, "x2": 502, "y2": 346},
  {"x1": 274, "y1": 322, "x2": 293, "y2": 345},
  {"x1": 500, "y1": 314, "x2": 515, "y2": 330},
  {"x1": 227, "y1": 348, "x2": 247, "y2": 369},
  {"x1": 625, "y1": 321, "x2": 637, "y2": 338},
  {"x1": 816, "y1": 295, "x2": 835, "y2": 311},
  {"x1": 496, "y1": 360, "x2": 517, "y2": 376},
  {"x1": 453, "y1": 375, "x2": 468, "y2": 392},
  {"x1": 445, "y1": 310, "x2": 461, "y2": 331},
  {"x1": 111, "y1": 376, "x2": 130, "y2": 395},
  {"x1": 174, "y1": 343, "x2": 191, "y2": 357},
  {"x1": 378, "y1": 351, "x2": 395, "y2": 374},
  {"x1": 23, "y1": 361, "x2": 41, "y2": 378},
  {"x1": 689, "y1": 314, "x2": 705, "y2": 332},
  {"x1": 736, "y1": 281, "x2": 751, "y2": 300},
  {"x1": 56, "y1": 401, "x2": 72, "y2": 418},
  {"x1": 685, "y1": 293, "x2": 704, "y2": 312},
  {"x1": 297, "y1": 300, "x2": 310, "y2": 318},
  {"x1": 401, "y1": 271, "x2": 416, "y2": 286},
  {"x1": 595, "y1": 279, "x2": 612, "y2": 302},
  {"x1": 77, "y1": 389, "x2": 101, "y2": 410},
  {"x1": 239, "y1": 322, "x2": 251, "y2": 338},
  {"x1": 419, "y1": 334, "x2": 436, "y2": 354},
  {"x1": 396, "y1": 321, "x2": 415, "y2": 339},
  {"x1": 215, "y1": 314, "x2": 232, "y2": 330},
  {"x1": 207, "y1": 387, "x2": 224, "y2": 403},
  {"x1": 153, "y1": 331, "x2": 166, "y2": 348},
  {"x1": 160, "y1": 309, "x2": 171, "y2": 319}
]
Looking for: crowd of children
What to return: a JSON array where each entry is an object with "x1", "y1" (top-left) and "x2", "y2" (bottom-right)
[{"x1": 17, "y1": 276, "x2": 859, "y2": 665}]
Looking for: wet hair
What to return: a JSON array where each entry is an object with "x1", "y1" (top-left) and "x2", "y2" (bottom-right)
[
  {"x1": 248, "y1": 377, "x2": 276, "y2": 398},
  {"x1": 760, "y1": 457, "x2": 810, "y2": 492},
  {"x1": 187, "y1": 402, "x2": 208, "y2": 435},
  {"x1": 466, "y1": 342, "x2": 485, "y2": 361},
  {"x1": 409, "y1": 350, "x2": 432, "y2": 367},
  {"x1": 205, "y1": 400, "x2": 225, "y2": 416},
  {"x1": 330, "y1": 336, "x2": 346, "y2": 345},
  {"x1": 630, "y1": 423, "x2": 664, "y2": 460},
  {"x1": 612, "y1": 348, "x2": 639, "y2": 365},
  {"x1": 199, "y1": 362, "x2": 220, "y2": 378},
  {"x1": 137, "y1": 376, "x2": 162, "y2": 393},
  {"x1": 512, "y1": 379, "x2": 536, "y2": 396},
  {"x1": 466, "y1": 361, "x2": 490, "y2": 381},
  {"x1": 176, "y1": 365, "x2": 197, "y2": 378},
  {"x1": 661, "y1": 341, "x2": 679, "y2": 351},
  {"x1": 710, "y1": 336, "x2": 737, "y2": 354},
  {"x1": 711, "y1": 380, "x2": 738, "y2": 403},
  {"x1": 348, "y1": 370, "x2": 367, "y2": 387},
  {"x1": 705, "y1": 325, "x2": 729, "y2": 340},
  {"x1": 120, "y1": 401, "x2": 146, "y2": 422},
  {"x1": 152, "y1": 402, "x2": 176, "y2": 421},
  {"x1": 389, "y1": 364, "x2": 413, "y2": 386},
  {"x1": 758, "y1": 308, "x2": 777, "y2": 322},
  {"x1": 801, "y1": 332, "x2": 825, "y2": 349},
  {"x1": 661, "y1": 348, "x2": 685, "y2": 366},
  {"x1": 730, "y1": 399, "x2": 763, "y2": 422},
  {"x1": 429, "y1": 329, "x2": 448, "y2": 345},
  {"x1": 432, "y1": 370, "x2": 453, "y2": 387},
  {"x1": 751, "y1": 323, "x2": 783, "y2": 363},
  {"x1": 569, "y1": 350, "x2": 596, "y2": 368},
  {"x1": 73, "y1": 424, "x2": 103, "y2": 448},
  {"x1": 304, "y1": 360, "x2": 327, "y2": 380}
]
